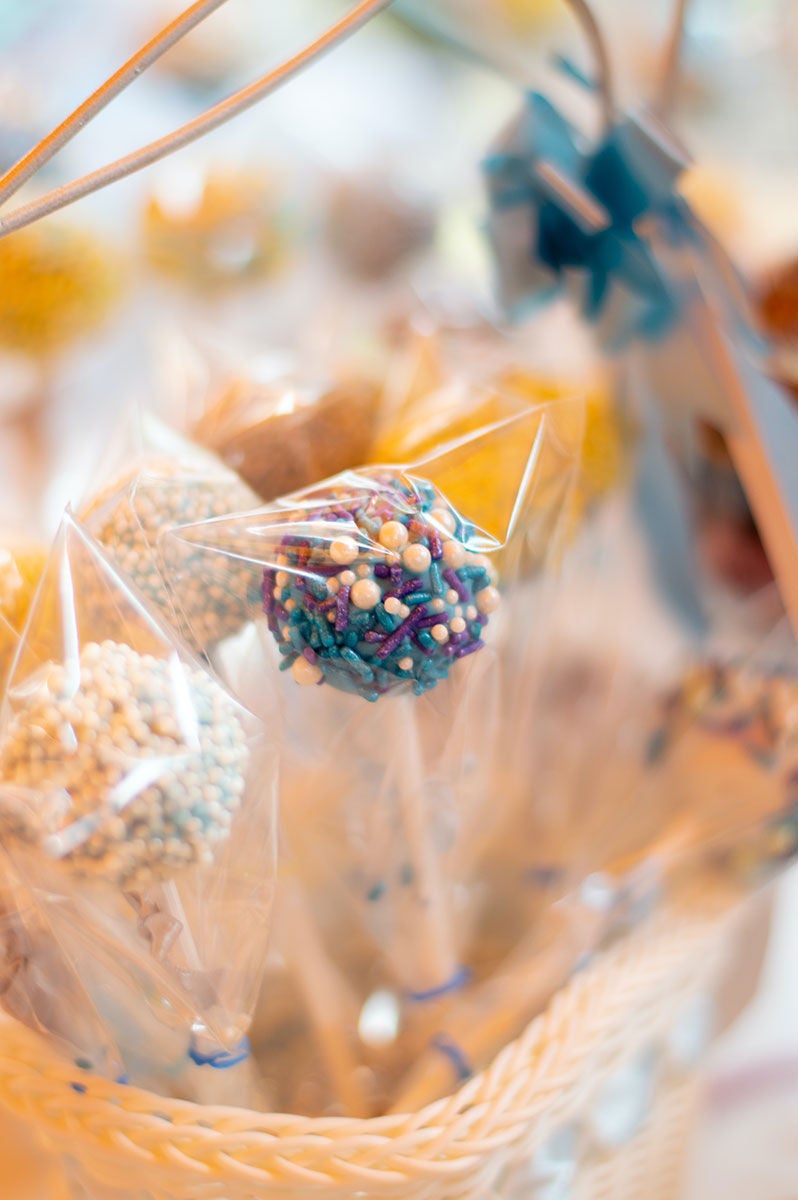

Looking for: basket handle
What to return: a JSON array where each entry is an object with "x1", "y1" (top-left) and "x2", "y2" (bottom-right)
[{"x1": 0, "y1": 0, "x2": 395, "y2": 238}]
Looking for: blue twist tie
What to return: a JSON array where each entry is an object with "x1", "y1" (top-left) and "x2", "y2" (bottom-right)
[
  {"x1": 430, "y1": 1034, "x2": 473, "y2": 1083},
  {"x1": 188, "y1": 1035, "x2": 250, "y2": 1070},
  {"x1": 405, "y1": 964, "x2": 472, "y2": 1004}
]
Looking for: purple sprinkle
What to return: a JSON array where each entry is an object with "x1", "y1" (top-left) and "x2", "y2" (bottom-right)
[
  {"x1": 393, "y1": 579, "x2": 424, "y2": 599},
  {"x1": 374, "y1": 564, "x2": 391, "y2": 579},
  {"x1": 335, "y1": 587, "x2": 351, "y2": 632},
  {"x1": 310, "y1": 563, "x2": 346, "y2": 577},
  {"x1": 455, "y1": 640, "x2": 484, "y2": 658},
  {"x1": 449, "y1": 630, "x2": 469, "y2": 644},
  {"x1": 390, "y1": 565, "x2": 404, "y2": 586},
  {"x1": 428, "y1": 531, "x2": 443, "y2": 560},
  {"x1": 364, "y1": 630, "x2": 386, "y2": 643},
  {"x1": 377, "y1": 608, "x2": 425, "y2": 659},
  {"x1": 303, "y1": 648, "x2": 318, "y2": 664},
  {"x1": 416, "y1": 613, "x2": 442, "y2": 629},
  {"x1": 443, "y1": 569, "x2": 469, "y2": 603}
]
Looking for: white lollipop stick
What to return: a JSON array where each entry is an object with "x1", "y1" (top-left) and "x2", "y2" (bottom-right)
[
  {"x1": 278, "y1": 876, "x2": 370, "y2": 1116},
  {"x1": 389, "y1": 695, "x2": 459, "y2": 996}
]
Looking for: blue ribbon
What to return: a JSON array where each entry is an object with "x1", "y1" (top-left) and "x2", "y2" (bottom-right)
[{"x1": 483, "y1": 92, "x2": 725, "y2": 351}]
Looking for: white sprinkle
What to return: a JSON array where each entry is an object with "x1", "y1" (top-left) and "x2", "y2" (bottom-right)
[{"x1": 330, "y1": 536, "x2": 359, "y2": 566}]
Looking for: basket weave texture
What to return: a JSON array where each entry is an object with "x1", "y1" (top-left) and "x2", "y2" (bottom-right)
[{"x1": 0, "y1": 885, "x2": 737, "y2": 1200}]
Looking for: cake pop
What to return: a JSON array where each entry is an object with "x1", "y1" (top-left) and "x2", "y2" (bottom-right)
[
  {"x1": 81, "y1": 458, "x2": 262, "y2": 651},
  {"x1": 0, "y1": 640, "x2": 248, "y2": 887},
  {"x1": 193, "y1": 373, "x2": 380, "y2": 504},
  {"x1": 262, "y1": 470, "x2": 499, "y2": 702}
]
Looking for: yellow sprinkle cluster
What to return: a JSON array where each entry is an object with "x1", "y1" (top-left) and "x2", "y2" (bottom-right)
[{"x1": 0, "y1": 224, "x2": 121, "y2": 357}]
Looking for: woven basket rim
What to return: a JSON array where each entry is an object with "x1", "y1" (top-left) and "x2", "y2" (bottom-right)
[{"x1": 0, "y1": 880, "x2": 738, "y2": 1194}]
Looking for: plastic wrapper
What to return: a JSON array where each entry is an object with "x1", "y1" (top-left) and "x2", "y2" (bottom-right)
[
  {"x1": 0, "y1": 514, "x2": 278, "y2": 1105},
  {"x1": 160, "y1": 403, "x2": 583, "y2": 1102},
  {"x1": 372, "y1": 319, "x2": 628, "y2": 571}
]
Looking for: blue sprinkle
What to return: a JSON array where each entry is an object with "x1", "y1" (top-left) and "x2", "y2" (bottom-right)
[
  {"x1": 313, "y1": 616, "x2": 335, "y2": 648},
  {"x1": 375, "y1": 606, "x2": 398, "y2": 631},
  {"x1": 429, "y1": 561, "x2": 443, "y2": 595},
  {"x1": 340, "y1": 648, "x2": 374, "y2": 680},
  {"x1": 70, "y1": 1083, "x2": 88, "y2": 1095},
  {"x1": 368, "y1": 881, "x2": 385, "y2": 901}
]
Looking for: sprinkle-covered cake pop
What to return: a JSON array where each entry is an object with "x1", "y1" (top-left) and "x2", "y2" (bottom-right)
[
  {"x1": 81, "y1": 458, "x2": 262, "y2": 650},
  {"x1": 0, "y1": 641, "x2": 248, "y2": 886},
  {"x1": 262, "y1": 471, "x2": 500, "y2": 701}
]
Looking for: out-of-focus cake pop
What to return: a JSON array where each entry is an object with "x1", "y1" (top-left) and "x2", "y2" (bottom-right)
[
  {"x1": 0, "y1": 224, "x2": 121, "y2": 358},
  {"x1": 192, "y1": 372, "x2": 381, "y2": 504},
  {"x1": 323, "y1": 176, "x2": 435, "y2": 281},
  {"x1": 143, "y1": 167, "x2": 287, "y2": 291}
]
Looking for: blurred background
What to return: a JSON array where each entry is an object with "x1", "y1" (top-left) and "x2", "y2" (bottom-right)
[{"x1": 0, "y1": 1, "x2": 796, "y2": 1194}]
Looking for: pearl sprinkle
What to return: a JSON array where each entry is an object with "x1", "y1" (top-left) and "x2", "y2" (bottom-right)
[
  {"x1": 262, "y1": 471, "x2": 499, "y2": 701},
  {"x1": 0, "y1": 641, "x2": 248, "y2": 886}
]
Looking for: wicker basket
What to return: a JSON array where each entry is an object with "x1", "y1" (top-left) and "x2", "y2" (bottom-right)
[{"x1": 0, "y1": 884, "x2": 740, "y2": 1200}]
